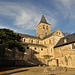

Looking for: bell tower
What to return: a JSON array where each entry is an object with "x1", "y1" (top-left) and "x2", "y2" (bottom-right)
[{"x1": 36, "y1": 15, "x2": 51, "y2": 39}]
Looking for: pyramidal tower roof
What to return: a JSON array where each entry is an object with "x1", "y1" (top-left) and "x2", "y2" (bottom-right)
[{"x1": 40, "y1": 15, "x2": 48, "y2": 24}]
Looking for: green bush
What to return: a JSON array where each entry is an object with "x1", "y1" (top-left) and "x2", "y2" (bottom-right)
[{"x1": 0, "y1": 28, "x2": 25, "y2": 52}]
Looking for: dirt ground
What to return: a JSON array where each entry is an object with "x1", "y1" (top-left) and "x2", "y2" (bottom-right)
[{"x1": 0, "y1": 66, "x2": 75, "y2": 75}]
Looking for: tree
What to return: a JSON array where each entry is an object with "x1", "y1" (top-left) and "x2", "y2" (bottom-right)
[{"x1": 0, "y1": 28, "x2": 25, "y2": 52}]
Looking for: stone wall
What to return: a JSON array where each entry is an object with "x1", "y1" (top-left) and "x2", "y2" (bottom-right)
[
  {"x1": 57, "y1": 55, "x2": 75, "y2": 68},
  {"x1": 54, "y1": 43, "x2": 75, "y2": 68},
  {"x1": 54, "y1": 44, "x2": 75, "y2": 58},
  {"x1": 24, "y1": 45, "x2": 48, "y2": 59}
]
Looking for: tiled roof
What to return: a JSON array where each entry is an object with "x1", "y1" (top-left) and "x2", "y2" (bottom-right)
[{"x1": 54, "y1": 33, "x2": 75, "y2": 48}]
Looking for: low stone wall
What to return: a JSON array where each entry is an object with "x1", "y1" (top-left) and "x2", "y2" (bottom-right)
[
  {"x1": 38, "y1": 58, "x2": 57, "y2": 66},
  {"x1": 49, "y1": 59, "x2": 57, "y2": 66}
]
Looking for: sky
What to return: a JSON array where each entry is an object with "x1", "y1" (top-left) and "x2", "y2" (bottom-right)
[{"x1": 0, "y1": 0, "x2": 75, "y2": 35}]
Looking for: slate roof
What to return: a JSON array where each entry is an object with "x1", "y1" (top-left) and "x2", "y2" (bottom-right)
[
  {"x1": 40, "y1": 15, "x2": 49, "y2": 24},
  {"x1": 54, "y1": 33, "x2": 75, "y2": 48},
  {"x1": 22, "y1": 43, "x2": 47, "y2": 48},
  {"x1": 16, "y1": 31, "x2": 54, "y2": 40},
  {"x1": 16, "y1": 32, "x2": 41, "y2": 39}
]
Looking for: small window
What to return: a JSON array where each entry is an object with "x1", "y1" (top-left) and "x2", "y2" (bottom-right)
[
  {"x1": 41, "y1": 48, "x2": 43, "y2": 51},
  {"x1": 56, "y1": 32, "x2": 58, "y2": 34},
  {"x1": 29, "y1": 39, "x2": 30, "y2": 43},
  {"x1": 72, "y1": 43, "x2": 75, "y2": 49},
  {"x1": 59, "y1": 47, "x2": 61, "y2": 52},
  {"x1": 43, "y1": 25, "x2": 45, "y2": 29},
  {"x1": 51, "y1": 49, "x2": 52, "y2": 52},
  {"x1": 44, "y1": 41, "x2": 46, "y2": 45},
  {"x1": 45, "y1": 32, "x2": 47, "y2": 35},
  {"x1": 46, "y1": 26, "x2": 48, "y2": 30},
  {"x1": 31, "y1": 40, "x2": 33, "y2": 43},
  {"x1": 27, "y1": 47, "x2": 29, "y2": 49},
  {"x1": 34, "y1": 48, "x2": 36, "y2": 50},
  {"x1": 37, "y1": 40, "x2": 39, "y2": 44},
  {"x1": 24, "y1": 39, "x2": 25, "y2": 42},
  {"x1": 64, "y1": 39, "x2": 67, "y2": 43},
  {"x1": 49, "y1": 40, "x2": 51, "y2": 43}
]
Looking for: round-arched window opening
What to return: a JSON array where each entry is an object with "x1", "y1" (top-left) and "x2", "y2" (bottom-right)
[
  {"x1": 43, "y1": 25, "x2": 45, "y2": 29},
  {"x1": 35, "y1": 48, "x2": 36, "y2": 50},
  {"x1": 24, "y1": 39, "x2": 25, "y2": 42},
  {"x1": 46, "y1": 26, "x2": 48, "y2": 30},
  {"x1": 41, "y1": 48, "x2": 43, "y2": 51},
  {"x1": 27, "y1": 47, "x2": 29, "y2": 49}
]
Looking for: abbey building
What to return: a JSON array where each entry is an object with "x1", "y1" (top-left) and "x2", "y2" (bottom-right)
[
  {"x1": 19, "y1": 15, "x2": 75, "y2": 68},
  {"x1": 19, "y1": 15, "x2": 64, "y2": 59}
]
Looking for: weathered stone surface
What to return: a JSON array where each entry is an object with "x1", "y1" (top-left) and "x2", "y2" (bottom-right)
[{"x1": 44, "y1": 66, "x2": 67, "y2": 74}]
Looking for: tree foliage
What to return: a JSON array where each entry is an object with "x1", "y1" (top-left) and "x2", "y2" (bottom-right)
[{"x1": 0, "y1": 29, "x2": 25, "y2": 52}]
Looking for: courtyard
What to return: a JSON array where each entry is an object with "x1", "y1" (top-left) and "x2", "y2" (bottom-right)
[{"x1": 0, "y1": 66, "x2": 75, "y2": 75}]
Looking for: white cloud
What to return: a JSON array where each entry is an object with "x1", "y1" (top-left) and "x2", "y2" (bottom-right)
[
  {"x1": 14, "y1": 10, "x2": 41, "y2": 29},
  {"x1": 0, "y1": 1, "x2": 57, "y2": 30},
  {"x1": 56, "y1": 0, "x2": 75, "y2": 19},
  {"x1": 61, "y1": 0, "x2": 72, "y2": 8},
  {"x1": 47, "y1": 17, "x2": 57, "y2": 28},
  {"x1": 0, "y1": 25, "x2": 18, "y2": 32}
]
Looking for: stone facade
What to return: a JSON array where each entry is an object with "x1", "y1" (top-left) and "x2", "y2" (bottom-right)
[
  {"x1": 18, "y1": 15, "x2": 64, "y2": 62},
  {"x1": 36, "y1": 23, "x2": 51, "y2": 39},
  {"x1": 54, "y1": 43, "x2": 75, "y2": 68}
]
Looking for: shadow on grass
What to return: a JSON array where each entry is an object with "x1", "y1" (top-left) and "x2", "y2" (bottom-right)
[{"x1": 1, "y1": 69, "x2": 29, "y2": 75}]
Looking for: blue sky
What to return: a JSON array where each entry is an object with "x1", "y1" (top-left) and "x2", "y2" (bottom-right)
[{"x1": 0, "y1": 0, "x2": 75, "y2": 35}]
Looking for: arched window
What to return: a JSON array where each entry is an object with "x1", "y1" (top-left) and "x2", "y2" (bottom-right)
[
  {"x1": 64, "y1": 39, "x2": 67, "y2": 43},
  {"x1": 29, "y1": 39, "x2": 30, "y2": 43},
  {"x1": 31, "y1": 40, "x2": 33, "y2": 43},
  {"x1": 49, "y1": 40, "x2": 51, "y2": 43},
  {"x1": 72, "y1": 43, "x2": 75, "y2": 49},
  {"x1": 51, "y1": 49, "x2": 52, "y2": 52},
  {"x1": 46, "y1": 26, "x2": 48, "y2": 30},
  {"x1": 56, "y1": 32, "x2": 58, "y2": 34},
  {"x1": 45, "y1": 32, "x2": 47, "y2": 36},
  {"x1": 41, "y1": 48, "x2": 43, "y2": 51},
  {"x1": 44, "y1": 41, "x2": 46, "y2": 45},
  {"x1": 34, "y1": 48, "x2": 36, "y2": 50},
  {"x1": 43, "y1": 25, "x2": 45, "y2": 29},
  {"x1": 24, "y1": 39, "x2": 25, "y2": 42},
  {"x1": 27, "y1": 47, "x2": 29, "y2": 49},
  {"x1": 59, "y1": 47, "x2": 61, "y2": 52},
  {"x1": 37, "y1": 40, "x2": 39, "y2": 44}
]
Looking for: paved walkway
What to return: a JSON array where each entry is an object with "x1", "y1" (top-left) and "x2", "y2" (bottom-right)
[{"x1": 0, "y1": 66, "x2": 75, "y2": 75}]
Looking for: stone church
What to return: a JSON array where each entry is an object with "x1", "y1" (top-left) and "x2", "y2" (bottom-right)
[{"x1": 18, "y1": 15, "x2": 75, "y2": 68}]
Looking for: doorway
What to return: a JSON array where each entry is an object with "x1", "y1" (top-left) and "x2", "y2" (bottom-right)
[{"x1": 56, "y1": 59, "x2": 59, "y2": 66}]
